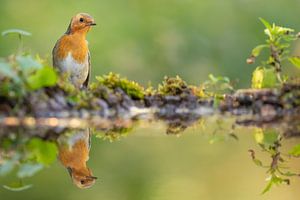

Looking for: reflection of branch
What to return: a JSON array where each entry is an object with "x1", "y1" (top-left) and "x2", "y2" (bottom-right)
[{"x1": 248, "y1": 137, "x2": 299, "y2": 194}]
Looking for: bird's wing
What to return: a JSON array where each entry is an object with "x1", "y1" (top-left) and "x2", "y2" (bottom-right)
[
  {"x1": 87, "y1": 128, "x2": 91, "y2": 151},
  {"x1": 83, "y1": 51, "x2": 91, "y2": 88},
  {"x1": 52, "y1": 39, "x2": 60, "y2": 68}
]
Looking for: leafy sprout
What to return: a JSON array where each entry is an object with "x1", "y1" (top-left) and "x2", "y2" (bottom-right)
[{"x1": 247, "y1": 18, "x2": 300, "y2": 88}]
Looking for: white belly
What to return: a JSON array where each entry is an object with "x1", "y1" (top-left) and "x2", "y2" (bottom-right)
[{"x1": 56, "y1": 52, "x2": 89, "y2": 88}]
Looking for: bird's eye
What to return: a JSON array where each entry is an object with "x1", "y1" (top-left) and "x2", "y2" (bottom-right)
[
  {"x1": 79, "y1": 18, "x2": 84, "y2": 23},
  {"x1": 80, "y1": 180, "x2": 85, "y2": 184}
]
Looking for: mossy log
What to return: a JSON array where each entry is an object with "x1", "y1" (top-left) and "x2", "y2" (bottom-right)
[{"x1": 0, "y1": 80, "x2": 299, "y2": 139}]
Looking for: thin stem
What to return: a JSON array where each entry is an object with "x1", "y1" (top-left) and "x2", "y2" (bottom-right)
[
  {"x1": 270, "y1": 44, "x2": 283, "y2": 83},
  {"x1": 18, "y1": 34, "x2": 23, "y2": 55}
]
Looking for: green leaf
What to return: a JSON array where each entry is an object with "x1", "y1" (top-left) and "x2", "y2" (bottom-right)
[
  {"x1": 0, "y1": 62, "x2": 20, "y2": 82},
  {"x1": 26, "y1": 138, "x2": 58, "y2": 166},
  {"x1": 16, "y1": 55, "x2": 42, "y2": 73},
  {"x1": 289, "y1": 57, "x2": 300, "y2": 69},
  {"x1": 208, "y1": 74, "x2": 218, "y2": 83},
  {"x1": 252, "y1": 67, "x2": 277, "y2": 89},
  {"x1": 251, "y1": 44, "x2": 268, "y2": 57},
  {"x1": 259, "y1": 18, "x2": 272, "y2": 31},
  {"x1": 289, "y1": 144, "x2": 300, "y2": 157},
  {"x1": 1, "y1": 29, "x2": 32, "y2": 37},
  {"x1": 3, "y1": 181, "x2": 32, "y2": 192},
  {"x1": 17, "y1": 163, "x2": 43, "y2": 178},
  {"x1": 27, "y1": 66, "x2": 57, "y2": 90}
]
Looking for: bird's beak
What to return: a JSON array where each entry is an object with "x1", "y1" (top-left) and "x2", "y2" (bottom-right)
[
  {"x1": 88, "y1": 22, "x2": 96, "y2": 26},
  {"x1": 87, "y1": 175, "x2": 98, "y2": 180}
]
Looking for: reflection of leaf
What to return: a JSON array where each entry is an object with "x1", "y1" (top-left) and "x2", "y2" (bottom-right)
[
  {"x1": 3, "y1": 181, "x2": 32, "y2": 192},
  {"x1": 262, "y1": 176, "x2": 273, "y2": 194},
  {"x1": 0, "y1": 160, "x2": 15, "y2": 176},
  {"x1": 17, "y1": 163, "x2": 43, "y2": 178},
  {"x1": 0, "y1": 62, "x2": 20, "y2": 82},
  {"x1": 289, "y1": 144, "x2": 300, "y2": 157},
  {"x1": 228, "y1": 133, "x2": 239, "y2": 141},
  {"x1": 16, "y1": 55, "x2": 42, "y2": 73},
  {"x1": 0, "y1": 154, "x2": 20, "y2": 176},
  {"x1": 253, "y1": 159, "x2": 263, "y2": 167},
  {"x1": 26, "y1": 138, "x2": 58, "y2": 166},
  {"x1": 209, "y1": 134, "x2": 224, "y2": 144},
  {"x1": 254, "y1": 128, "x2": 279, "y2": 146},
  {"x1": 262, "y1": 175, "x2": 289, "y2": 194},
  {"x1": 1, "y1": 29, "x2": 32, "y2": 37},
  {"x1": 27, "y1": 66, "x2": 57, "y2": 90}
]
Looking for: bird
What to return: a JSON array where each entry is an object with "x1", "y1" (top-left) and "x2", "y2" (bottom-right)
[
  {"x1": 52, "y1": 13, "x2": 96, "y2": 88},
  {"x1": 57, "y1": 129, "x2": 97, "y2": 189}
]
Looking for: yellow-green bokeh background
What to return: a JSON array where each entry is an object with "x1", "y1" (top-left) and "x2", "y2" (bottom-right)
[
  {"x1": 1, "y1": 0, "x2": 300, "y2": 87},
  {"x1": 1, "y1": 0, "x2": 300, "y2": 199}
]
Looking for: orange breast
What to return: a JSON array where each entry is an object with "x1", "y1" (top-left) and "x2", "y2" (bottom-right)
[
  {"x1": 58, "y1": 139, "x2": 89, "y2": 168},
  {"x1": 55, "y1": 34, "x2": 88, "y2": 63}
]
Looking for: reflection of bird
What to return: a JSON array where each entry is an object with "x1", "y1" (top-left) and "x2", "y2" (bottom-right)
[
  {"x1": 52, "y1": 13, "x2": 96, "y2": 88},
  {"x1": 57, "y1": 129, "x2": 97, "y2": 189}
]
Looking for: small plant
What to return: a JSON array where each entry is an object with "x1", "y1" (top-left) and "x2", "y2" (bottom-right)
[
  {"x1": 0, "y1": 29, "x2": 57, "y2": 101},
  {"x1": 2, "y1": 29, "x2": 32, "y2": 54},
  {"x1": 158, "y1": 76, "x2": 190, "y2": 95},
  {"x1": 201, "y1": 74, "x2": 234, "y2": 107},
  {"x1": 247, "y1": 18, "x2": 299, "y2": 88},
  {"x1": 157, "y1": 75, "x2": 204, "y2": 97}
]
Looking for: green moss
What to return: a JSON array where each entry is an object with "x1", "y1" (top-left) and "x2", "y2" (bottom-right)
[
  {"x1": 93, "y1": 72, "x2": 145, "y2": 99},
  {"x1": 158, "y1": 76, "x2": 190, "y2": 95},
  {"x1": 157, "y1": 75, "x2": 207, "y2": 98}
]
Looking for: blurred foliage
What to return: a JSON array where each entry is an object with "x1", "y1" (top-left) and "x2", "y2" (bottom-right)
[
  {"x1": 0, "y1": 53, "x2": 57, "y2": 100},
  {"x1": 248, "y1": 18, "x2": 300, "y2": 88},
  {"x1": 0, "y1": 137, "x2": 57, "y2": 191}
]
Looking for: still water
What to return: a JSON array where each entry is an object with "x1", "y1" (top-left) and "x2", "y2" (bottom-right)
[{"x1": 0, "y1": 115, "x2": 300, "y2": 200}]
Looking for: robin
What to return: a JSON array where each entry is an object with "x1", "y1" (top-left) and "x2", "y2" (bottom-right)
[
  {"x1": 52, "y1": 13, "x2": 96, "y2": 88},
  {"x1": 57, "y1": 129, "x2": 97, "y2": 189}
]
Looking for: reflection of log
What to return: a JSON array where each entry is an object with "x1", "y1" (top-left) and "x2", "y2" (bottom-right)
[{"x1": 0, "y1": 84, "x2": 300, "y2": 138}]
